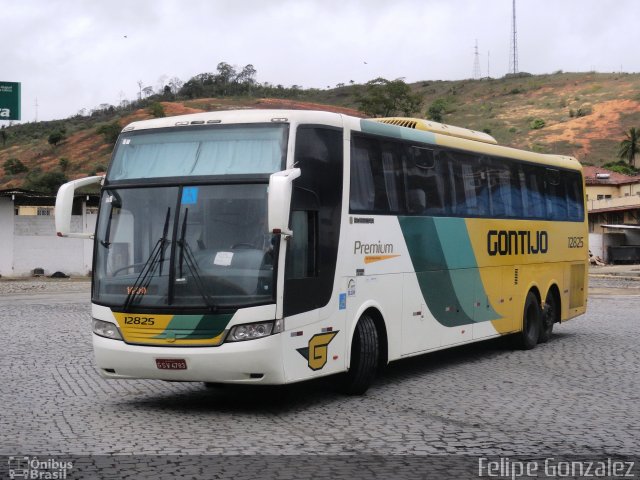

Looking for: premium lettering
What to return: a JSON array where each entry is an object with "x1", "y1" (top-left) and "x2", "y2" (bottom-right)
[
  {"x1": 354, "y1": 240, "x2": 394, "y2": 255},
  {"x1": 487, "y1": 230, "x2": 548, "y2": 256}
]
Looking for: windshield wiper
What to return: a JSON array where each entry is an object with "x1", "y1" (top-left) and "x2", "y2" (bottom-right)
[
  {"x1": 122, "y1": 207, "x2": 171, "y2": 311},
  {"x1": 177, "y1": 208, "x2": 217, "y2": 311}
]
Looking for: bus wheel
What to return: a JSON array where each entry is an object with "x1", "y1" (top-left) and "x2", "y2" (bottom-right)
[
  {"x1": 539, "y1": 290, "x2": 558, "y2": 343},
  {"x1": 338, "y1": 313, "x2": 379, "y2": 395},
  {"x1": 516, "y1": 291, "x2": 542, "y2": 350}
]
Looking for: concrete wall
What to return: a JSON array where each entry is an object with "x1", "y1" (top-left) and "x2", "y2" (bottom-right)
[
  {"x1": 588, "y1": 233, "x2": 604, "y2": 259},
  {"x1": 0, "y1": 198, "x2": 15, "y2": 275},
  {"x1": 0, "y1": 199, "x2": 96, "y2": 277}
]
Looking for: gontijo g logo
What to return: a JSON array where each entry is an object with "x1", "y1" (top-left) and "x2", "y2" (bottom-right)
[{"x1": 297, "y1": 331, "x2": 339, "y2": 371}]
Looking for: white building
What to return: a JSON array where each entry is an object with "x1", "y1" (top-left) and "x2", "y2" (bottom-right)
[{"x1": 0, "y1": 189, "x2": 98, "y2": 277}]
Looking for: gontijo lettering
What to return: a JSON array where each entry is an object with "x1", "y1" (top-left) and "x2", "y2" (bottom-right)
[
  {"x1": 354, "y1": 240, "x2": 394, "y2": 255},
  {"x1": 487, "y1": 230, "x2": 548, "y2": 256}
]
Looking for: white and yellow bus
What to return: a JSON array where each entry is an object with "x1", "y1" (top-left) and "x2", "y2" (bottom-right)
[{"x1": 56, "y1": 110, "x2": 588, "y2": 394}]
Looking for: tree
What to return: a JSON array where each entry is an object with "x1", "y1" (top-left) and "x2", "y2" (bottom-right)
[
  {"x1": 355, "y1": 77, "x2": 423, "y2": 117},
  {"x1": 618, "y1": 127, "x2": 640, "y2": 167},
  {"x1": 167, "y1": 77, "x2": 183, "y2": 94},
  {"x1": 96, "y1": 121, "x2": 122, "y2": 145},
  {"x1": 3, "y1": 158, "x2": 28, "y2": 175},
  {"x1": 149, "y1": 102, "x2": 165, "y2": 118},
  {"x1": 0, "y1": 127, "x2": 7, "y2": 147},
  {"x1": 426, "y1": 98, "x2": 448, "y2": 122},
  {"x1": 142, "y1": 86, "x2": 154, "y2": 98},
  {"x1": 24, "y1": 171, "x2": 68, "y2": 193},
  {"x1": 48, "y1": 131, "x2": 65, "y2": 147}
]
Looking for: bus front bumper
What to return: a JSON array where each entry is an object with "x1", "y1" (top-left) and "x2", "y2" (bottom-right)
[{"x1": 93, "y1": 333, "x2": 286, "y2": 384}]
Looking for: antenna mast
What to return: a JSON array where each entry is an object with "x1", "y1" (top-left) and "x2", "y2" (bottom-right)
[{"x1": 508, "y1": 0, "x2": 519, "y2": 74}]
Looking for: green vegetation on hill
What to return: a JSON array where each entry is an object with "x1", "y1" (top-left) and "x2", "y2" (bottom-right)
[{"x1": 2, "y1": 66, "x2": 640, "y2": 191}]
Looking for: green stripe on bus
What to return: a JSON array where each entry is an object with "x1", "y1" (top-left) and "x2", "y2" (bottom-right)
[
  {"x1": 153, "y1": 313, "x2": 234, "y2": 340},
  {"x1": 399, "y1": 216, "x2": 500, "y2": 326}
]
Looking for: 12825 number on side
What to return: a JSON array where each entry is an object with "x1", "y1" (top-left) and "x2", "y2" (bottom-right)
[{"x1": 568, "y1": 237, "x2": 584, "y2": 248}]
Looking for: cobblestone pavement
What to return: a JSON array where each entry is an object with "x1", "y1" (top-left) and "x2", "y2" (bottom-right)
[{"x1": 0, "y1": 276, "x2": 639, "y2": 467}]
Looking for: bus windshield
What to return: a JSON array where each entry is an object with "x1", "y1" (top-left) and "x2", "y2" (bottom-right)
[
  {"x1": 107, "y1": 124, "x2": 287, "y2": 181},
  {"x1": 93, "y1": 184, "x2": 277, "y2": 309}
]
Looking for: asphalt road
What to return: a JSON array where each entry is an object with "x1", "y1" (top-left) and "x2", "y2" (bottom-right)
[{"x1": 1, "y1": 277, "x2": 639, "y2": 478}]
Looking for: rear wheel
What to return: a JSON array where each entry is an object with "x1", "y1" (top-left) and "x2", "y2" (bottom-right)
[
  {"x1": 338, "y1": 314, "x2": 379, "y2": 395},
  {"x1": 539, "y1": 290, "x2": 559, "y2": 343},
  {"x1": 515, "y1": 291, "x2": 542, "y2": 350}
]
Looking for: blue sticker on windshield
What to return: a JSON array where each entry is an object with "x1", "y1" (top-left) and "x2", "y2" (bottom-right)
[{"x1": 182, "y1": 187, "x2": 199, "y2": 205}]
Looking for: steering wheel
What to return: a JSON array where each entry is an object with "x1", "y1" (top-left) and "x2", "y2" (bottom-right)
[{"x1": 111, "y1": 262, "x2": 146, "y2": 276}]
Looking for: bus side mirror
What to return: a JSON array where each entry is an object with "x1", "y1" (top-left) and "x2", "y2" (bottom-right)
[
  {"x1": 55, "y1": 176, "x2": 103, "y2": 238},
  {"x1": 268, "y1": 168, "x2": 301, "y2": 235}
]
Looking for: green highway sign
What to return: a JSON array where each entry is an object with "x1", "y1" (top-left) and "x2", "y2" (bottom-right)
[{"x1": 0, "y1": 81, "x2": 21, "y2": 120}]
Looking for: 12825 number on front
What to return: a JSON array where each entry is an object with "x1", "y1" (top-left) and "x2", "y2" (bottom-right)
[{"x1": 123, "y1": 316, "x2": 155, "y2": 326}]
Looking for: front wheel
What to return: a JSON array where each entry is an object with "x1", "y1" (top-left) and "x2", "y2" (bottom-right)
[
  {"x1": 337, "y1": 314, "x2": 379, "y2": 395},
  {"x1": 515, "y1": 291, "x2": 542, "y2": 350}
]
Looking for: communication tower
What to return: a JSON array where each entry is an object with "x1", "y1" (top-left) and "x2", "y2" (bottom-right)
[
  {"x1": 473, "y1": 40, "x2": 481, "y2": 80},
  {"x1": 508, "y1": 0, "x2": 519, "y2": 74}
]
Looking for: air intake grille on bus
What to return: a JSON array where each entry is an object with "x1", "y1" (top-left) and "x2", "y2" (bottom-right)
[
  {"x1": 373, "y1": 117, "x2": 498, "y2": 145},
  {"x1": 378, "y1": 119, "x2": 418, "y2": 129}
]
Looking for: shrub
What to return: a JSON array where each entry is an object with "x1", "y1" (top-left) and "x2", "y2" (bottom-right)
[
  {"x1": 59, "y1": 158, "x2": 70, "y2": 171},
  {"x1": 576, "y1": 106, "x2": 593, "y2": 117},
  {"x1": 149, "y1": 102, "x2": 165, "y2": 118},
  {"x1": 3, "y1": 158, "x2": 28, "y2": 175},
  {"x1": 529, "y1": 118, "x2": 546, "y2": 130},
  {"x1": 48, "y1": 131, "x2": 65, "y2": 147},
  {"x1": 23, "y1": 171, "x2": 68, "y2": 193},
  {"x1": 96, "y1": 121, "x2": 122, "y2": 145}
]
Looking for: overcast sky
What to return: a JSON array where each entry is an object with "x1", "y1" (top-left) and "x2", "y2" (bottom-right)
[{"x1": 2, "y1": 0, "x2": 639, "y2": 122}]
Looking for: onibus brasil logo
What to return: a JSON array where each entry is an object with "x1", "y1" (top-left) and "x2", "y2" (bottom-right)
[{"x1": 7, "y1": 456, "x2": 73, "y2": 479}]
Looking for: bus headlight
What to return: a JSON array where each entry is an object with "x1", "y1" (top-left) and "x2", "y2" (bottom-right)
[
  {"x1": 93, "y1": 318, "x2": 123, "y2": 341},
  {"x1": 226, "y1": 319, "x2": 283, "y2": 342}
]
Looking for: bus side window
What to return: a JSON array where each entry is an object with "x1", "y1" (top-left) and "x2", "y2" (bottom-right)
[
  {"x1": 349, "y1": 135, "x2": 404, "y2": 215},
  {"x1": 350, "y1": 145, "x2": 375, "y2": 211},
  {"x1": 523, "y1": 165, "x2": 546, "y2": 219},
  {"x1": 286, "y1": 210, "x2": 317, "y2": 279},
  {"x1": 545, "y1": 168, "x2": 568, "y2": 220},
  {"x1": 450, "y1": 152, "x2": 488, "y2": 217},
  {"x1": 566, "y1": 172, "x2": 585, "y2": 221},
  {"x1": 405, "y1": 146, "x2": 447, "y2": 215}
]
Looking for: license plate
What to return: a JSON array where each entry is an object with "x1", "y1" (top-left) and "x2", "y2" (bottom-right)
[{"x1": 155, "y1": 358, "x2": 187, "y2": 370}]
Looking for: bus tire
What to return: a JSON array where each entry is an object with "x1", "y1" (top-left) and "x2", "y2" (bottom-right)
[
  {"x1": 338, "y1": 314, "x2": 379, "y2": 395},
  {"x1": 516, "y1": 291, "x2": 542, "y2": 350},
  {"x1": 539, "y1": 290, "x2": 558, "y2": 343}
]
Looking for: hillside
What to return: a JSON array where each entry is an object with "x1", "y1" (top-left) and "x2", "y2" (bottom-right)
[{"x1": 1, "y1": 71, "x2": 639, "y2": 190}]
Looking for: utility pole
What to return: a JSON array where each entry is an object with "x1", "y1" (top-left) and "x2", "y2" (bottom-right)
[
  {"x1": 34, "y1": 98, "x2": 39, "y2": 122},
  {"x1": 487, "y1": 51, "x2": 491, "y2": 78}
]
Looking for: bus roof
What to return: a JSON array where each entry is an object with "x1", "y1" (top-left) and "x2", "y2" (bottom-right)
[{"x1": 120, "y1": 109, "x2": 582, "y2": 172}]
